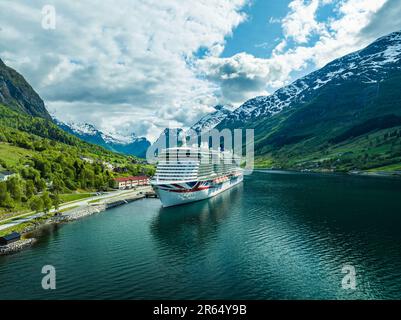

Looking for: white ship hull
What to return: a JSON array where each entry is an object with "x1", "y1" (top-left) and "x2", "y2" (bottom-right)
[{"x1": 152, "y1": 174, "x2": 243, "y2": 207}]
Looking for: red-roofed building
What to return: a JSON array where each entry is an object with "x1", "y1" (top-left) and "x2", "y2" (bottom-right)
[{"x1": 113, "y1": 176, "x2": 150, "y2": 189}]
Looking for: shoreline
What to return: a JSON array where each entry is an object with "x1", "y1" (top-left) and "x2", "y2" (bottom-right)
[
  {"x1": 0, "y1": 187, "x2": 155, "y2": 256},
  {"x1": 253, "y1": 167, "x2": 401, "y2": 179},
  {"x1": 2, "y1": 169, "x2": 399, "y2": 256}
]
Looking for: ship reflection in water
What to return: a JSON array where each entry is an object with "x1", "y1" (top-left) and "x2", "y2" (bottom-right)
[
  {"x1": 1, "y1": 171, "x2": 401, "y2": 300},
  {"x1": 150, "y1": 183, "x2": 243, "y2": 253}
]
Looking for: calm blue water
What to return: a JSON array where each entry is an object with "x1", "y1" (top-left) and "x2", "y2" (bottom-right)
[{"x1": 1, "y1": 171, "x2": 401, "y2": 300}]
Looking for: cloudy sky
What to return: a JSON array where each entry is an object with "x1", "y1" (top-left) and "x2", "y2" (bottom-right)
[{"x1": 1, "y1": 0, "x2": 401, "y2": 141}]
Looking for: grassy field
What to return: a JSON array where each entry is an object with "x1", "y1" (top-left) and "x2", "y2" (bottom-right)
[
  {"x1": 368, "y1": 163, "x2": 401, "y2": 172},
  {"x1": 0, "y1": 193, "x2": 91, "y2": 223},
  {"x1": 0, "y1": 143, "x2": 35, "y2": 165},
  {"x1": 0, "y1": 207, "x2": 30, "y2": 221},
  {"x1": 0, "y1": 204, "x2": 84, "y2": 238},
  {"x1": 0, "y1": 212, "x2": 55, "y2": 237},
  {"x1": 254, "y1": 126, "x2": 401, "y2": 172},
  {"x1": 253, "y1": 157, "x2": 274, "y2": 168},
  {"x1": 59, "y1": 193, "x2": 94, "y2": 203},
  {"x1": 58, "y1": 205, "x2": 80, "y2": 213},
  {"x1": 88, "y1": 199, "x2": 102, "y2": 204}
]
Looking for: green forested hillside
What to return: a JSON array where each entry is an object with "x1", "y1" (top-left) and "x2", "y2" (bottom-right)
[
  {"x1": 0, "y1": 57, "x2": 154, "y2": 217},
  {"x1": 0, "y1": 104, "x2": 154, "y2": 216},
  {"x1": 214, "y1": 31, "x2": 401, "y2": 173},
  {"x1": 253, "y1": 72, "x2": 401, "y2": 171},
  {"x1": 0, "y1": 58, "x2": 51, "y2": 119}
]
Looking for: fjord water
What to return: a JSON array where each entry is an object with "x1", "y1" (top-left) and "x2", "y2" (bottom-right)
[{"x1": 1, "y1": 171, "x2": 401, "y2": 300}]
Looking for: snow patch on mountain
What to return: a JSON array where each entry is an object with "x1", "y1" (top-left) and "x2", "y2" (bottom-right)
[
  {"x1": 56, "y1": 120, "x2": 144, "y2": 145},
  {"x1": 67, "y1": 122, "x2": 98, "y2": 136},
  {"x1": 101, "y1": 131, "x2": 145, "y2": 145},
  {"x1": 217, "y1": 30, "x2": 401, "y2": 129},
  {"x1": 190, "y1": 104, "x2": 234, "y2": 133},
  {"x1": 54, "y1": 118, "x2": 151, "y2": 158}
]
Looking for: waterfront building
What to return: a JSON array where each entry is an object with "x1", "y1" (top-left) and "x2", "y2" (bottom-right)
[
  {"x1": 113, "y1": 176, "x2": 150, "y2": 190},
  {"x1": 0, "y1": 232, "x2": 21, "y2": 246}
]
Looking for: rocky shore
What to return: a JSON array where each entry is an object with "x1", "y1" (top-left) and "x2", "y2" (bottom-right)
[
  {"x1": 0, "y1": 189, "x2": 154, "y2": 256},
  {"x1": 58, "y1": 203, "x2": 107, "y2": 222},
  {"x1": 0, "y1": 238, "x2": 37, "y2": 256},
  {"x1": 57, "y1": 192, "x2": 147, "y2": 222},
  {"x1": 349, "y1": 170, "x2": 401, "y2": 178}
]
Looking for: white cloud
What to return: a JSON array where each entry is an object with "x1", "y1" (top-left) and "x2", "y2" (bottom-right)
[
  {"x1": 198, "y1": 0, "x2": 391, "y2": 101},
  {"x1": 0, "y1": 0, "x2": 247, "y2": 141},
  {"x1": 361, "y1": 0, "x2": 401, "y2": 39},
  {"x1": 1, "y1": 0, "x2": 398, "y2": 142},
  {"x1": 281, "y1": 0, "x2": 388, "y2": 69},
  {"x1": 197, "y1": 53, "x2": 271, "y2": 104},
  {"x1": 282, "y1": 0, "x2": 326, "y2": 44}
]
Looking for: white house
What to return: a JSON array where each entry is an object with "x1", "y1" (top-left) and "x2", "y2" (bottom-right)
[
  {"x1": 102, "y1": 161, "x2": 114, "y2": 170},
  {"x1": 80, "y1": 156, "x2": 94, "y2": 164},
  {"x1": 0, "y1": 171, "x2": 15, "y2": 182},
  {"x1": 113, "y1": 176, "x2": 150, "y2": 190}
]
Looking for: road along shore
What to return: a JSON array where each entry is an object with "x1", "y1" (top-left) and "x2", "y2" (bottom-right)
[{"x1": 0, "y1": 187, "x2": 156, "y2": 256}]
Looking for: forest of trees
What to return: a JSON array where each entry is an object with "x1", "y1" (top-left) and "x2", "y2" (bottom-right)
[{"x1": 0, "y1": 104, "x2": 155, "y2": 213}]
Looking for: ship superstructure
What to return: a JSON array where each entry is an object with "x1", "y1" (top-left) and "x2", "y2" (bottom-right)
[{"x1": 151, "y1": 147, "x2": 243, "y2": 207}]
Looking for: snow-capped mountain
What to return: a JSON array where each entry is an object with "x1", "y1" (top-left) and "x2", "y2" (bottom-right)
[
  {"x1": 152, "y1": 31, "x2": 401, "y2": 145},
  {"x1": 217, "y1": 30, "x2": 401, "y2": 130},
  {"x1": 151, "y1": 127, "x2": 185, "y2": 149},
  {"x1": 150, "y1": 105, "x2": 232, "y2": 151},
  {"x1": 209, "y1": 29, "x2": 401, "y2": 171},
  {"x1": 190, "y1": 104, "x2": 233, "y2": 133},
  {"x1": 65, "y1": 30, "x2": 401, "y2": 167},
  {"x1": 61, "y1": 121, "x2": 99, "y2": 137},
  {"x1": 55, "y1": 119, "x2": 150, "y2": 158}
]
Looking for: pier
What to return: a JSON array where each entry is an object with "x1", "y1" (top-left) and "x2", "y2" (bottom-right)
[
  {"x1": 145, "y1": 191, "x2": 158, "y2": 198},
  {"x1": 62, "y1": 187, "x2": 154, "y2": 220}
]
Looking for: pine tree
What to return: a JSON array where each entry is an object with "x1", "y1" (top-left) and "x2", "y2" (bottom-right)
[
  {"x1": 6, "y1": 176, "x2": 23, "y2": 202},
  {"x1": 52, "y1": 193, "x2": 61, "y2": 211},
  {"x1": 25, "y1": 180, "x2": 36, "y2": 199},
  {"x1": 2, "y1": 192, "x2": 14, "y2": 209},
  {"x1": 29, "y1": 196, "x2": 44, "y2": 213},
  {"x1": 0, "y1": 182, "x2": 7, "y2": 204},
  {"x1": 41, "y1": 192, "x2": 52, "y2": 213}
]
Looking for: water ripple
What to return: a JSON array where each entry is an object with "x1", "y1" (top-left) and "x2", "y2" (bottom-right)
[{"x1": 1, "y1": 172, "x2": 401, "y2": 299}]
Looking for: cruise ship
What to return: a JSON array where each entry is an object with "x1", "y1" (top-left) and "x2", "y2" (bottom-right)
[{"x1": 151, "y1": 147, "x2": 243, "y2": 207}]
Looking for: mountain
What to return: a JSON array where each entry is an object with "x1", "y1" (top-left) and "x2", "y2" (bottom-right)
[
  {"x1": 213, "y1": 30, "x2": 401, "y2": 172},
  {"x1": 0, "y1": 58, "x2": 154, "y2": 213},
  {"x1": 220, "y1": 31, "x2": 401, "y2": 129},
  {"x1": 150, "y1": 104, "x2": 232, "y2": 155},
  {"x1": 190, "y1": 104, "x2": 233, "y2": 133},
  {"x1": 54, "y1": 119, "x2": 150, "y2": 158},
  {"x1": 151, "y1": 127, "x2": 184, "y2": 149},
  {"x1": 0, "y1": 58, "x2": 51, "y2": 119},
  {"x1": 0, "y1": 58, "x2": 148, "y2": 161},
  {"x1": 55, "y1": 120, "x2": 151, "y2": 158}
]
